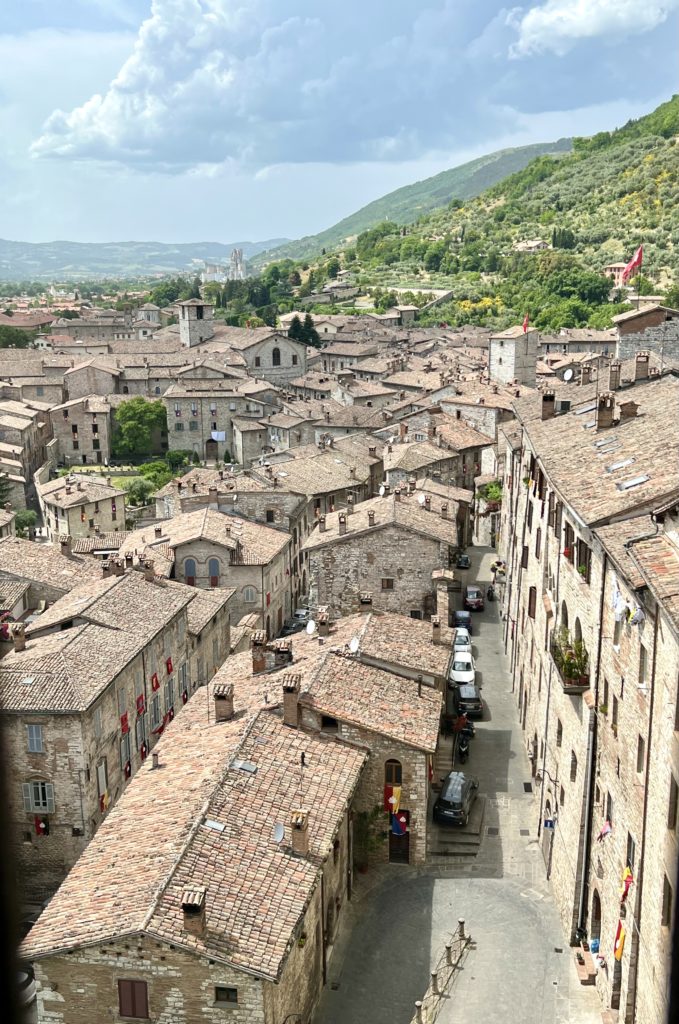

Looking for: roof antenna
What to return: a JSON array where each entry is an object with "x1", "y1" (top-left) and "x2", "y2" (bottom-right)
[{"x1": 299, "y1": 752, "x2": 306, "y2": 801}]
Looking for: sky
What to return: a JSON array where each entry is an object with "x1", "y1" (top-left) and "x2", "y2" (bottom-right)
[{"x1": 1, "y1": 0, "x2": 677, "y2": 245}]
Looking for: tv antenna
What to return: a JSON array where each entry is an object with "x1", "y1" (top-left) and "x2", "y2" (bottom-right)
[
  {"x1": 417, "y1": 493, "x2": 426, "y2": 506},
  {"x1": 306, "y1": 619, "x2": 316, "y2": 635},
  {"x1": 349, "y1": 636, "x2": 360, "y2": 654},
  {"x1": 273, "y1": 823, "x2": 285, "y2": 844},
  {"x1": 378, "y1": 485, "x2": 385, "y2": 497},
  {"x1": 563, "y1": 368, "x2": 574, "y2": 382}
]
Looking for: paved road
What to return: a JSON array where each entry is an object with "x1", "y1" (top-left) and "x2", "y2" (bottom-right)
[{"x1": 314, "y1": 547, "x2": 600, "y2": 1024}]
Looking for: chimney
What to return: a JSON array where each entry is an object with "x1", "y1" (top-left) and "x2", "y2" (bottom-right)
[
  {"x1": 151, "y1": 752, "x2": 159, "y2": 770},
  {"x1": 317, "y1": 608, "x2": 330, "y2": 637},
  {"x1": 143, "y1": 560, "x2": 155, "y2": 582},
  {"x1": 580, "y1": 365, "x2": 593, "y2": 385},
  {"x1": 102, "y1": 560, "x2": 112, "y2": 578},
  {"x1": 346, "y1": 494, "x2": 354, "y2": 515},
  {"x1": 609, "y1": 361, "x2": 622, "y2": 391},
  {"x1": 441, "y1": 503, "x2": 448, "y2": 519},
  {"x1": 251, "y1": 630, "x2": 268, "y2": 674},
  {"x1": 394, "y1": 488, "x2": 401, "y2": 502},
  {"x1": 208, "y1": 486, "x2": 218, "y2": 506},
  {"x1": 635, "y1": 351, "x2": 650, "y2": 381},
  {"x1": 319, "y1": 515, "x2": 326, "y2": 533},
  {"x1": 431, "y1": 615, "x2": 441, "y2": 645},
  {"x1": 596, "y1": 392, "x2": 615, "y2": 431},
  {"x1": 154, "y1": 526, "x2": 162, "y2": 538},
  {"x1": 76, "y1": 480, "x2": 83, "y2": 491},
  {"x1": 618, "y1": 400, "x2": 639, "y2": 422},
  {"x1": 324, "y1": 410, "x2": 330, "y2": 423},
  {"x1": 367, "y1": 511, "x2": 376, "y2": 527},
  {"x1": 12, "y1": 623, "x2": 26, "y2": 653},
  {"x1": 424, "y1": 496, "x2": 431, "y2": 511},
  {"x1": 59, "y1": 535, "x2": 72, "y2": 557},
  {"x1": 65, "y1": 485, "x2": 72, "y2": 496},
  {"x1": 408, "y1": 477, "x2": 416, "y2": 494},
  {"x1": 290, "y1": 810, "x2": 309, "y2": 856},
  {"x1": 349, "y1": 465, "x2": 357, "y2": 479},
  {"x1": 338, "y1": 513, "x2": 347, "y2": 536},
  {"x1": 382, "y1": 483, "x2": 390, "y2": 497},
  {"x1": 399, "y1": 422, "x2": 408, "y2": 440},
  {"x1": 181, "y1": 888, "x2": 206, "y2": 937},
  {"x1": 3, "y1": 502, "x2": 10, "y2": 512},
  {"x1": 125, "y1": 553, "x2": 133, "y2": 568},
  {"x1": 213, "y1": 682, "x2": 235, "y2": 722},
  {"x1": 273, "y1": 639, "x2": 293, "y2": 668},
  {"x1": 541, "y1": 391, "x2": 556, "y2": 420},
  {"x1": 282, "y1": 673, "x2": 301, "y2": 728},
  {"x1": 359, "y1": 592, "x2": 372, "y2": 612},
  {"x1": 368, "y1": 446, "x2": 377, "y2": 457}
]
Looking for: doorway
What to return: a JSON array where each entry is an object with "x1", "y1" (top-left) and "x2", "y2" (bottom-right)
[
  {"x1": 205, "y1": 439, "x2": 218, "y2": 461},
  {"x1": 388, "y1": 830, "x2": 410, "y2": 864}
]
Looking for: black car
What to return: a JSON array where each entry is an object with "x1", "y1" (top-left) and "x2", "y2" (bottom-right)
[
  {"x1": 452, "y1": 609, "x2": 473, "y2": 634},
  {"x1": 433, "y1": 771, "x2": 479, "y2": 826},
  {"x1": 455, "y1": 684, "x2": 484, "y2": 718},
  {"x1": 456, "y1": 554, "x2": 471, "y2": 569},
  {"x1": 279, "y1": 620, "x2": 307, "y2": 638}
]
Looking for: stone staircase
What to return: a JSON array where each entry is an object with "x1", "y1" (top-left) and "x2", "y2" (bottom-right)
[{"x1": 429, "y1": 733, "x2": 486, "y2": 860}]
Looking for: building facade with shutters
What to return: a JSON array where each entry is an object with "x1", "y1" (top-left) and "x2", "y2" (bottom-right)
[{"x1": 497, "y1": 370, "x2": 679, "y2": 1024}]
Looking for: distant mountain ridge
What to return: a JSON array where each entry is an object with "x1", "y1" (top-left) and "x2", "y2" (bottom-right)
[
  {"x1": 0, "y1": 237, "x2": 290, "y2": 281},
  {"x1": 254, "y1": 139, "x2": 573, "y2": 265}
]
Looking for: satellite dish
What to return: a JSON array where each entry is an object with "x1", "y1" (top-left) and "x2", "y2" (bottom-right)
[
  {"x1": 379, "y1": 485, "x2": 385, "y2": 497},
  {"x1": 306, "y1": 619, "x2": 316, "y2": 635},
  {"x1": 349, "y1": 636, "x2": 360, "y2": 654},
  {"x1": 417, "y1": 494, "x2": 426, "y2": 506},
  {"x1": 563, "y1": 368, "x2": 574, "y2": 382},
  {"x1": 273, "y1": 823, "x2": 285, "y2": 844}
]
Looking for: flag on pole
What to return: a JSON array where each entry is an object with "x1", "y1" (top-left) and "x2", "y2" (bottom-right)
[
  {"x1": 614, "y1": 920, "x2": 626, "y2": 961},
  {"x1": 620, "y1": 866, "x2": 634, "y2": 903},
  {"x1": 386, "y1": 786, "x2": 402, "y2": 814},
  {"x1": 622, "y1": 245, "x2": 643, "y2": 283},
  {"x1": 522, "y1": 313, "x2": 529, "y2": 333},
  {"x1": 391, "y1": 812, "x2": 408, "y2": 836}
]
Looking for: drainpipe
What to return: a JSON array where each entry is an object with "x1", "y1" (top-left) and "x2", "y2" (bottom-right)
[
  {"x1": 537, "y1": 663, "x2": 553, "y2": 840},
  {"x1": 630, "y1": 598, "x2": 660, "y2": 1022},
  {"x1": 320, "y1": 870, "x2": 327, "y2": 986},
  {"x1": 576, "y1": 551, "x2": 607, "y2": 936},
  {"x1": 509, "y1": 465, "x2": 530, "y2": 688}
]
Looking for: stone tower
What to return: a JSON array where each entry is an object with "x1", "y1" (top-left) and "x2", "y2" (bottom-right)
[
  {"x1": 489, "y1": 325, "x2": 538, "y2": 387},
  {"x1": 177, "y1": 299, "x2": 215, "y2": 348}
]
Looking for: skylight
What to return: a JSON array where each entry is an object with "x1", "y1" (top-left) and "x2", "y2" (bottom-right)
[
  {"x1": 204, "y1": 819, "x2": 225, "y2": 833},
  {"x1": 575, "y1": 402, "x2": 597, "y2": 416},
  {"x1": 606, "y1": 458, "x2": 635, "y2": 473},
  {"x1": 231, "y1": 758, "x2": 257, "y2": 774},
  {"x1": 616, "y1": 475, "x2": 650, "y2": 491},
  {"x1": 595, "y1": 436, "x2": 618, "y2": 447}
]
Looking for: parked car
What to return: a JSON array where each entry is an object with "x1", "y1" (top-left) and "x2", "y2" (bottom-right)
[
  {"x1": 452, "y1": 609, "x2": 473, "y2": 634},
  {"x1": 448, "y1": 651, "x2": 476, "y2": 687},
  {"x1": 280, "y1": 620, "x2": 307, "y2": 637},
  {"x1": 463, "y1": 584, "x2": 485, "y2": 611},
  {"x1": 433, "y1": 771, "x2": 479, "y2": 826},
  {"x1": 292, "y1": 608, "x2": 310, "y2": 623},
  {"x1": 17, "y1": 962, "x2": 36, "y2": 1006},
  {"x1": 455, "y1": 683, "x2": 484, "y2": 718},
  {"x1": 456, "y1": 553, "x2": 471, "y2": 569},
  {"x1": 453, "y1": 627, "x2": 472, "y2": 655}
]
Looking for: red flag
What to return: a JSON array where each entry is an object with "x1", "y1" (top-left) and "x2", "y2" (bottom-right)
[
  {"x1": 166, "y1": 657, "x2": 173, "y2": 675},
  {"x1": 120, "y1": 711, "x2": 129, "y2": 734},
  {"x1": 136, "y1": 694, "x2": 145, "y2": 716},
  {"x1": 614, "y1": 920, "x2": 626, "y2": 961},
  {"x1": 151, "y1": 672, "x2": 160, "y2": 692},
  {"x1": 522, "y1": 314, "x2": 529, "y2": 333},
  {"x1": 622, "y1": 245, "x2": 643, "y2": 283}
]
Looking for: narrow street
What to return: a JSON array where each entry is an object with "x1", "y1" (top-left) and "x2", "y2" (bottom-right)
[{"x1": 313, "y1": 547, "x2": 601, "y2": 1024}]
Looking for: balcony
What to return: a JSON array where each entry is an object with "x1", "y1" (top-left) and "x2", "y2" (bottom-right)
[{"x1": 550, "y1": 629, "x2": 590, "y2": 695}]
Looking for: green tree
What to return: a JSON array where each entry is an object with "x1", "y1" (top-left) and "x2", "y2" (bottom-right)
[
  {"x1": 125, "y1": 478, "x2": 154, "y2": 506},
  {"x1": 288, "y1": 314, "x2": 305, "y2": 341},
  {"x1": 663, "y1": 282, "x2": 679, "y2": 309},
  {"x1": 15, "y1": 510, "x2": 37, "y2": 537},
  {"x1": 288, "y1": 270, "x2": 301, "y2": 287},
  {"x1": 0, "y1": 324, "x2": 32, "y2": 349},
  {"x1": 326, "y1": 256, "x2": 341, "y2": 279},
  {"x1": 0, "y1": 473, "x2": 12, "y2": 507},
  {"x1": 302, "y1": 313, "x2": 320, "y2": 348},
  {"x1": 112, "y1": 398, "x2": 167, "y2": 460},
  {"x1": 166, "y1": 450, "x2": 191, "y2": 470}
]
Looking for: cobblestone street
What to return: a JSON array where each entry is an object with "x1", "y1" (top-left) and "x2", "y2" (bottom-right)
[{"x1": 313, "y1": 547, "x2": 602, "y2": 1024}]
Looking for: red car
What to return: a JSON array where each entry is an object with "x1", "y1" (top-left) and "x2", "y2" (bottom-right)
[{"x1": 463, "y1": 585, "x2": 485, "y2": 611}]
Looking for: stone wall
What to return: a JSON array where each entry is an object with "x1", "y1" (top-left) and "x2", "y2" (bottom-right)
[{"x1": 615, "y1": 319, "x2": 679, "y2": 361}]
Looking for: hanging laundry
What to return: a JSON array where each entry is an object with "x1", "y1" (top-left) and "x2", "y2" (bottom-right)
[
  {"x1": 596, "y1": 819, "x2": 612, "y2": 843},
  {"x1": 211, "y1": 430, "x2": 226, "y2": 441},
  {"x1": 628, "y1": 606, "x2": 645, "y2": 626}
]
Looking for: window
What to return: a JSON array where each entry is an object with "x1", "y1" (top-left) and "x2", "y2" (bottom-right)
[
  {"x1": 535, "y1": 528, "x2": 541, "y2": 561},
  {"x1": 613, "y1": 618, "x2": 622, "y2": 647},
  {"x1": 118, "y1": 979, "x2": 149, "y2": 1019},
  {"x1": 93, "y1": 439, "x2": 100, "y2": 451},
  {"x1": 559, "y1": 785, "x2": 565, "y2": 807},
  {"x1": 73, "y1": 440, "x2": 79, "y2": 450},
  {"x1": 526, "y1": 501, "x2": 533, "y2": 532},
  {"x1": 292, "y1": 354, "x2": 298, "y2": 365},
  {"x1": 556, "y1": 719, "x2": 563, "y2": 747},
  {"x1": 135, "y1": 715, "x2": 146, "y2": 750},
  {"x1": 528, "y1": 587, "x2": 537, "y2": 619},
  {"x1": 174, "y1": 422, "x2": 184, "y2": 432},
  {"x1": 563, "y1": 522, "x2": 575, "y2": 563},
  {"x1": 385, "y1": 759, "x2": 402, "y2": 785},
  {"x1": 254, "y1": 356, "x2": 261, "y2": 368},
  {"x1": 639, "y1": 645, "x2": 648, "y2": 686},
  {"x1": 22, "y1": 781, "x2": 55, "y2": 813},
  {"x1": 570, "y1": 751, "x2": 577, "y2": 782},
  {"x1": 94, "y1": 705, "x2": 102, "y2": 737},
  {"x1": 521, "y1": 545, "x2": 528, "y2": 569},
  {"x1": 272, "y1": 347, "x2": 281, "y2": 367},
  {"x1": 662, "y1": 875, "x2": 673, "y2": 927},
  {"x1": 184, "y1": 558, "x2": 196, "y2": 586},
  {"x1": 669, "y1": 775, "x2": 679, "y2": 831},
  {"x1": 117, "y1": 688, "x2": 127, "y2": 716},
  {"x1": 215, "y1": 987, "x2": 238, "y2": 1006},
  {"x1": 606, "y1": 791, "x2": 613, "y2": 825},
  {"x1": 96, "y1": 759, "x2": 108, "y2": 797},
  {"x1": 266, "y1": 509, "x2": 275, "y2": 523},
  {"x1": 381, "y1": 578, "x2": 394, "y2": 590},
  {"x1": 321, "y1": 714, "x2": 338, "y2": 732},
  {"x1": 333, "y1": 838, "x2": 340, "y2": 864},
  {"x1": 612, "y1": 695, "x2": 619, "y2": 731},
  {"x1": 208, "y1": 558, "x2": 220, "y2": 588},
  {"x1": 151, "y1": 694, "x2": 161, "y2": 730},
  {"x1": 36, "y1": 385, "x2": 44, "y2": 396},
  {"x1": 189, "y1": 420, "x2": 198, "y2": 431},
  {"x1": 165, "y1": 677, "x2": 175, "y2": 713},
  {"x1": 27, "y1": 724, "x2": 44, "y2": 753},
  {"x1": 636, "y1": 734, "x2": 645, "y2": 773},
  {"x1": 626, "y1": 832, "x2": 636, "y2": 870},
  {"x1": 576, "y1": 540, "x2": 591, "y2": 583},
  {"x1": 244, "y1": 586, "x2": 257, "y2": 603},
  {"x1": 120, "y1": 732, "x2": 131, "y2": 769}
]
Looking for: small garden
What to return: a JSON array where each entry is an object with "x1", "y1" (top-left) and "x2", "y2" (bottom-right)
[{"x1": 551, "y1": 626, "x2": 590, "y2": 689}]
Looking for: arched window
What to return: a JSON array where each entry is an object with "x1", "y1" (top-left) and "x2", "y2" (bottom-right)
[
  {"x1": 208, "y1": 558, "x2": 220, "y2": 588},
  {"x1": 272, "y1": 347, "x2": 281, "y2": 367},
  {"x1": 574, "y1": 617, "x2": 582, "y2": 643},
  {"x1": 384, "y1": 759, "x2": 402, "y2": 785},
  {"x1": 243, "y1": 585, "x2": 257, "y2": 603},
  {"x1": 184, "y1": 558, "x2": 197, "y2": 586},
  {"x1": 560, "y1": 601, "x2": 569, "y2": 631},
  {"x1": 591, "y1": 890, "x2": 602, "y2": 941}
]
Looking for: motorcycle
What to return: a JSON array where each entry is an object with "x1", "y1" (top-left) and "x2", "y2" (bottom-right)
[
  {"x1": 487, "y1": 584, "x2": 495, "y2": 602},
  {"x1": 457, "y1": 734, "x2": 470, "y2": 764},
  {"x1": 461, "y1": 720, "x2": 476, "y2": 740}
]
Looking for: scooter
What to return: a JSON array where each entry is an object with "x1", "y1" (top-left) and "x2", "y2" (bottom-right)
[
  {"x1": 457, "y1": 734, "x2": 470, "y2": 764},
  {"x1": 487, "y1": 584, "x2": 495, "y2": 602},
  {"x1": 461, "y1": 720, "x2": 476, "y2": 740}
]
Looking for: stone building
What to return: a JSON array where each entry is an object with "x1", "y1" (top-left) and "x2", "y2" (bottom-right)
[
  {"x1": 227, "y1": 330, "x2": 308, "y2": 385},
  {"x1": 304, "y1": 489, "x2": 459, "y2": 618},
  {"x1": 497, "y1": 369, "x2": 679, "y2": 1024},
  {"x1": 0, "y1": 534, "x2": 101, "y2": 604},
  {"x1": 22, "y1": 676, "x2": 367, "y2": 1024},
  {"x1": 0, "y1": 397, "x2": 53, "y2": 488},
  {"x1": 163, "y1": 380, "x2": 275, "y2": 463},
  {"x1": 383, "y1": 439, "x2": 460, "y2": 490},
  {"x1": 49, "y1": 396, "x2": 113, "y2": 466},
  {"x1": 231, "y1": 416, "x2": 268, "y2": 465},
  {"x1": 489, "y1": 325, "x2": 539, "y2": 387},
  {"x1": 120, "y1": 507, "x2": 292, "y2": 637},
  {"x1": 37, "y1": 475, "x2": 126, "y2": 542}
]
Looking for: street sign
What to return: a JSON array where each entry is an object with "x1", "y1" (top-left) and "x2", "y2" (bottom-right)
[{"x1": 544, "y1": 818, "x2": 555, "y2": 830}]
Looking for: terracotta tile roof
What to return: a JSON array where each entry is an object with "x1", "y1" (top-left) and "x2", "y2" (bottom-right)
[
  {"x1": 304, "y1": 652, "x2": 441, "y2": 752},
  {"x1": 38, "y1": 476, "x2": 125, "y2": 508},
  {"x1": 416, "y1": 477, "x2": 474, "y2": 503},
  {"x1": 384, "y1": 440, "x2": 457, "y2": 472},
  {"x1": 155, "y1": 468, "x2": 268, "y2": 499},
  {"x1": 0, "y1": 576, "x2": 30, "y2": 607},
  {"x1": 625, "y1": 530, "x2": 679, "y2": 635},
  {"x1": 359, "y1": 611, "x2": 452, "y2": 679},
  {"x1": 303, "y1": 492, "x2": 459, "y2": 549},
  {"x1": 71, "y1": 532, "x2": 130, "y2": 554},
  {"x1": 185, "y1": 586, "x2": 235, "y2": 635},
  {"x1": 0, "y1": 536, "x2": 100, "y2": 592},
  {"x1": 593, "y1": 518, "x2": 654, "y2": 590}
]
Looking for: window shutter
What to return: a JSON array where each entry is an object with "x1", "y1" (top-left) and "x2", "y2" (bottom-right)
[
  {"x1": 118, "y1": 980, "x2": 134, "y2": 1017},
  {"x1": 133, "y1": 980, "x2": 149, "y2": 1018},
  {"x1": 528, "y1": 587, "x2": 537, "y2": 619},
  {"x1": 45, "y1": 784, "x2": 55, "y2": 813},
  {"x1": 22, "y1": 783, "x2": 32, "y2": 812},
  {"x1": 521, "y1": 546, "x2": 528, "y2": 569}
]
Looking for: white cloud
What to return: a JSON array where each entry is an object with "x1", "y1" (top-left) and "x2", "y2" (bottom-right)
[
  {"x1": 30, "y1": 0, "x2": 508, "y2": 171},
  {"x1": 509, "y1": 0, "x2": 679, "y2": 58}
]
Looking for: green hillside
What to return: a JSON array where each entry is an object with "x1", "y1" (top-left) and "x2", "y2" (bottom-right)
[
  {"x1": 255, "y1": 140, "x2": 572, "y2": 264},
  {"x1": 315, "y1": 95, "x2": 679, "y2": 330}
]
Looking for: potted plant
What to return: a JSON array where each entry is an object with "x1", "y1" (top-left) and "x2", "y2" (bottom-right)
[
  {"x1": 563, "y1": 546, "x2": 572, "y2": 558},
  {"x1": 577, "y1": 564, "x2": 588, "y2": 578},
  {"x1": 522, "y1": 476, "x2": 531, "y2": 487},
  {"x1": 298, "y1": 933, "x2": 307, "y2": 948},
  {"x1": 571, "y1": 639, "x2": 589, "y2": 684},
  {"x1": 598, "y1": 704, "x2": 608, "y2": 715}
]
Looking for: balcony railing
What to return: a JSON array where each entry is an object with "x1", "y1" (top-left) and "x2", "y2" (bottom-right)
[{"x1": 550, "y1": 634, "x2": 590, "y2": 695}]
